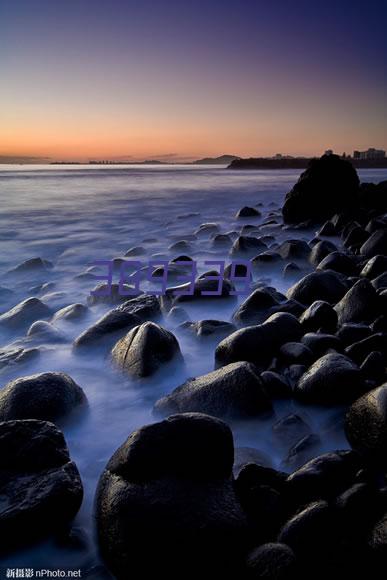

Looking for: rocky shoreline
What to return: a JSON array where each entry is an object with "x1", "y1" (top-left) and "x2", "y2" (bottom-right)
[{"x1": 1, "y1": 154, "x2": 387, "y2": 578}]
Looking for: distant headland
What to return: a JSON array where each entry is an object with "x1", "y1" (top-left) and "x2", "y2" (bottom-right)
[{"x1": 228, "y1": 148, "x2": 387, "y2": 169}]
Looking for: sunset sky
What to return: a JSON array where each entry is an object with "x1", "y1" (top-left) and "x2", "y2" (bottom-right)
[{"x1": 1, "y1": 0, "x2": 386, "y2": 162}]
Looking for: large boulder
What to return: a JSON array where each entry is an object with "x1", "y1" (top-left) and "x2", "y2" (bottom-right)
[
  {"x1": 154, "y1": 362, "x2": 273, "y2": 420},
  {"x1": 246, "y1": 543, "x2": 297, "y2": 579},
  {"x1": 317, "y1": 252, "x2": 358, "y2": 276},
  {"x1": 96, "y1": 413, "x2": 250, "y2": 577},
  {"x1": 111, "y1": 321, "x2": 183, "y2": 378},
  {"x1": 73, "y1": 295, "x2": 160, "y2": 351},
  {"x1": 232, "y1": 288, "x2": 302, "y2": 326},
  {"x1": 0, "y1": 419, "x2": 83, "y2": 549},
  {"x1": 360, "y1": 229, "x2": 387, "y2": 258},
  {"x1": 345, "y1": 384, "x2": 387, "y2": 464},
  {"x1": 334, "y1": 279, "x2": 380, "y2": 324},
  {"x1": 0, "y1": 298, "x2": 51, "y2": 331},
  {"x1": 180, "y1": 319, "x2": 236, "y2": 341},
  {"x1": 215, "y1": 313, "x2": 303, "y2": 369},
  {"x1": 309, "y1": 240, "x2": 338, "y2": 266},
  {"x1": 230, "y1": 236, "x2": 267, "y2": 257},
  {"x1": 294, "y1": 353, "x2": 365, "y2": 405},
  {"x1": 0, "y1": 372, "x2": 87, "y2": 423},
  {"x1": 287, "y1": 270, "x2": 348, "y2": 306},
  {"x1": 282, "y1": 154, "x2": 360, "y2": 224},
  {"x1": 299, "y1": 300, "x2": 338, "y2": 333}
]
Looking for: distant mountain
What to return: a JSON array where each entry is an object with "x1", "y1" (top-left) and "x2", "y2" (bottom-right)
[{"x1": 193, "y1": 154, "x2": 240, "y2": 165}]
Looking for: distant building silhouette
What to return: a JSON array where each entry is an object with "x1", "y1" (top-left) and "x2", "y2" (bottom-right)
[{"x1": 353, "y1": 148, "x2": 386, "y2": 160}]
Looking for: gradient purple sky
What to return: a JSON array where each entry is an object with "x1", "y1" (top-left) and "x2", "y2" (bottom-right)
[{"x1": 1, "y1": 0, "x2": 386, "y2": 161}]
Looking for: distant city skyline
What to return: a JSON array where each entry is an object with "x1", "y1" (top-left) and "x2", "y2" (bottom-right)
[{"x1": 1, "y1": 0, "x2": 386, "y2": 161}]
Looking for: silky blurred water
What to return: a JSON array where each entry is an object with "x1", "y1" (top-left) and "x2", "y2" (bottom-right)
[{"x1": 1, "y1": 164, "x2": 386, "y2": 571}]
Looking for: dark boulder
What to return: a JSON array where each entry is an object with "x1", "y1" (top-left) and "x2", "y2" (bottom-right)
[
  {"x1": 279, "y1": 342, "x2": 314, "y2": 366},
  {"x1": 0, "y1": 298, "x2": 51, "y2": 331},
  {"x1": 236, "y1": 206, "x2": 261, "y2": 218},
  {"x1": 53, "y1": 303, "x2": 88, "y2": 322},
  {"x1": 232, "y1": 288, "x2": 303, "y2": 326},
  {"x1": 334, "y1": 279, "x2": 380, "y2": 324},
  {"x1": 372, "y1": 272, "x2": 387, "y2": 291},
  {"x1": 286, "y1": 450, "x2": 361, "y2": 507},
  {"x1": 180, "y1": 319, "x2": 236, "y2": 340},
  {"x1": 261, "y1": 371, "x2": 292, "y2": 399},
  {"x1": 295, "y1": 352, "x2": 365, "y2": 405},
  {"x1": 272, "y1": 413, "x2": 312, "y2": 451},
  {"x1": 252, "y1": 251, "x2": 283, "y2": 270},
  {"x1": 233, "y1": 446, "x2": 273, "y2": 477},
  {"x1": 309, "y1": 240, "x2": 337, "y2": 266},
  {"x1": 345, "y1": 333, "x2": 387, "y2": 364},
  {"x1": 277, "y1": 239, "x2": 311, "y2": 261},
  {"x1": 0, "y1": 419, "x2": 83, "y2": 550},
  {"x1": 360, "y1": 351, "x2": 386, "y2": 383},
  {"x1": 0, "y1": 372, "x2": 87, "y2": 423},
  {"x1": 112, "y1": 322, "x2": 182, "y2": 379},
  {"x1": 230, "y1": 235, "x2": 267, "y2": 257},
  {"x1": 336, "y1": 323, "x2": 371, "y2": 346},
  {"x1": 301, "y1": 332, "x2": 342, "y2": 356},
  {"x1": 88, "y1": 283, "x2": 139, "y2": 306},
  {"x1": 154, "y1": 361, "x2": 273, "y2": 420},
  {"x1": 299, "y1": 300, "x2": 338, "y2": 333},
  {"x1": 345, "y1": 384, "x2": 387, "y2": 464},
  {"x1": 246, "y1": 543, "x2": 296, "y2": 579},
  {"x1": 282, "y1": 433, "x2": 321, "y2": 471},
  {"x1": 282, "y1": 154, "x2": 360, "y2": 224},
  {"x1": 73, "y1": 295, "x2": 160, "y2": 351},
  {"x1": 287, "y1": 270, "x2": 348, "y2": 306},
  {"x1": 360, "y1": 255, "x2": 387, "y2": 279},
  {"x1": 317, "y1": 251, "x2": 358, "y2": 276},
  {"x1": 360, "y1": 229, "x2": 387, "y2": 258},
  {"x1": 317, "y1": 220, "x2": 336, "y2": 236},
  {"x1": 161, "y1": 277, "x2": 235, "y2": 310},
  {"x1": 215, "y1": 313, "x2": 303, "y2": 369},
  {"x1": 96, "y1": 413, "x2": 250, "y2": 577}
]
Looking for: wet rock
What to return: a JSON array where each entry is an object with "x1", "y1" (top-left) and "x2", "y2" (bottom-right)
[
  {"x1": 272, "y1": 414, "x2": 312, "y2": 450},
  {"x1": 112, "y1": 321, "x2": 182, "y2": 379},
  {"x1": 343, "y1": 225, "x2": 369, "y2": 250},
  {"x1": 287, "y1": 270, "x2": 348, "y2": 306},
  {"x1": 236, "y1": 206, "x2": 261, "y2": 218},
  {"x1": 372, "y1": 272, "x2": 387, "y2": 291},
  {"x1": 232, "y1": 288, "x2": 300, "y2": 326},
  {"x1": 230, "y1": 235, "x2": 267, "y2": 257},
  {"x1": 154, "y1": 361, "x2": 273, "y2": 420},
  {"x1": 53, "y1": 303, "x2": 88, "y2": 322},
  {"x1": 0, "y1": 372, "x2": 87, "y2": 423},
  {"x1": 282, "y1": 154, "x2": 359, "y2": 224},
  {"x1": 194, "y1": 222, "x2": 220, "y2": 236},
  {"x1": 279, "y1": 342, "x2": 314, "y2": 366},
  {"x1": 0, "y1": 419, "x2": 83, "y2": 549},
  {"x1": 277, "y1": 500, "x2": 337, "y2": 561},
  {"x1": 295, "y1": 352, "x2": 365, "y2": 405},
  {"x1": 96, "y1": 413, "x2": 249, "y2": 577},
  {"x1": 360, "y1": 229, "x2": 387, "y2": 258},
  {"x1": 282, "y1": 262, "x2": 302, "y2": 280},
  {"x1": 215, "y1": 312, "x2": 303, "y2": 369},
  {"x1": 168, "y1": 240, "x2": 192, "y2": 252},
  {"x1": 345, "y1": 333, "x2": 387, "y2": 364},
  {"x1": 309, "y1": 240, "x2": 337, "y2": 266},
  {"x1": 299, "y1": 300, "x2": 338, "y2": 333},
  {"x1": 252, "y1": 251, "x2": 283, "y2": 269},
  {"x1": 212, "y1": 233, "x2": 232, "y2": 247},
  {"x1": 360, "y1": 255, "x2": 387, "y2": 279},
  {"x1": 0, "y1": 347, "x2": 40, "y2": 374},
  {"x1": 180, "y1": 319, "x2": 236, "y2": 340},
  {"x1": 345, "y1": 384, "x2": 387, "y2": 464},
  {"x1": 336, "y1": 323, "x2": 371, "y2": 346},
  {"x1": 88, "y1": 282, "x2": 139, "y2": 306},
  {"x1": 161, "y1": 277, "x2": 235, "y2": 309},
  {"x1": 317, "y1": 251, "x2": 358, "y2": 276},
  {"x1": 282, "y1": 433, "x2": 321, "y2": 471},
  {"x1": 277, "y1": 240, "x2": 311, "y2": 261},
  {"x1": 246, "y1": 543, "x2": 296, "y2": 579},
  {"x1": 286, "y1": 450, "x2": 361, "y2": 508},
  {"x1": 166, "y1": 306, "x2": 190, "y2": 325},
  {"x1": 371, "y1": 315, "x2": 387, "y2": 333},
  {"x1": 7, "y1": 257, "x2": 53, "y2": 276},
  {"x1": 26, "y1": 320, "x2": 66, "y2": 343},
  {"x1": 233, "y1": 446, "x2": 273, "y2": 477},
  {"x1": 317, "y1": 220, "x2": 336, "y2": 236},
  {"x1": 0, "y1": 298, "x2": 51, "y2": 331},
  {"x1": 301, "y1": 332, "x2": 342, "y2": 356},
  {"x1": 125, "y1": 246, "x2": 146, "y2": 257},
  {"x1": 285, "y1": 364, "x2": 307, "y2": 387},
  {"x1": 334, "y1": 279, "x2": 380, "y2": 324},
  {"x1": 261, "y1": 371, "x2": 292, "y2": 399},
  {"x1": 74, "y1": 295, "x2": 160, "y2": 351},
  {"x1": 361, "y1": 351, "x2": 385, "y2": 384}
]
